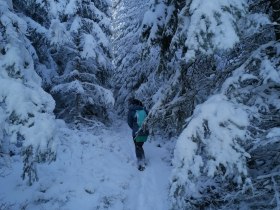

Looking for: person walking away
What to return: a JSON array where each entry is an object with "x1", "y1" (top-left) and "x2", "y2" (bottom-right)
[{"x1": 127, "y1": 98, "x2": 149, "y2": 171}]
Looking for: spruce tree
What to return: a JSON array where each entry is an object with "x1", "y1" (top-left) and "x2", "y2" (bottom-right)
[
  {"x1": 13, "y1": 0, "x2": 114, "y2": 124},
  {"x1": 112, "y1": 0, "x2": 150, "y2": 113},
  {"x1": 48, "y1": 0, "x2": 114, "y2": 124},
  {"x1": 170, "y1": 0, "x2": 279, "y2": 208},
  {"x1": 0, "y1": 1, "x2": 59, "y2": 185}
]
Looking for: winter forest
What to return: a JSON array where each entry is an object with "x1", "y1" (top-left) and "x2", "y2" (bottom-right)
[{"x1": 0, "y1": 0, "x2": 279, "y2": 209}]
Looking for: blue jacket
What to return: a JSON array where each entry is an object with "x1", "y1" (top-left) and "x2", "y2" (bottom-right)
[{"x1": 127, "y1": 104, "x2": 148, "y2": 138}]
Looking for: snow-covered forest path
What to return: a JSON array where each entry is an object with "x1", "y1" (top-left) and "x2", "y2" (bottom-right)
[
  {"x1": 104, "y1": 119, "x2": 173, "y2": 210},
  {"x1": 0, "y1": 118, "x2": 173, "y2": 210}
]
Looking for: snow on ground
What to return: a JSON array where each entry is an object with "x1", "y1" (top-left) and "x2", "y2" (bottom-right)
[{"x1": 0, "y1": 118, "x2": 173, "y2": 210}]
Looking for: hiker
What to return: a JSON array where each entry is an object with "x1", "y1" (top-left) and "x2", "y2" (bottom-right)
[{"x1": 127, "y1": 98, "x2": 149, "y2": 171}]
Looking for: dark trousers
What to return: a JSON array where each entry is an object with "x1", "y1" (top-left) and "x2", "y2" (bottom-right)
[{"x1": 133, "y1": 141, "x2": 145, "y2": 162}]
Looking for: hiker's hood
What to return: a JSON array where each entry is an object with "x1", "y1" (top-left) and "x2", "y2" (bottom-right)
[{"x1": 129, "y1": 104, "x2": 144, "y2": 111}]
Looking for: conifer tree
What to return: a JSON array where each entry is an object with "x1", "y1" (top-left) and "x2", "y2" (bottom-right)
[
  {"x1": 0, "y1": 1, "x2": 59, "y2": 185},
  {"x1": 48, "y1": 0, "x2": 114, "y2": 123},
  {"x1": 170, "y1": 0, "x2": 280, "y2": 208},
  {"x1": 112, "y1": 0, "x2": 151, "y2": 113},
  {"x1": 13, "y1": 0, "x2": 114, "y2": 124},
  {"x1": 117, "y1": 0, "x2": 248, "y2": 136}
]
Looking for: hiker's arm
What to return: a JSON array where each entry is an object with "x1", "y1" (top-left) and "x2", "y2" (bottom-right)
[{"x1": 127, "y1": 110, "x2": 134, "y2": 129}]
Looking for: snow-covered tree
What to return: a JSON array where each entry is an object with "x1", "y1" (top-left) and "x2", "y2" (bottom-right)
[
  {"x1": 112, "y1": 0, "x2": 151, "y2": 113},
  {"x1": 13, "y1": 0, "x2": 114, "y2": 124},
  {"x1": 0, "y1": 1, "x2": 59, "y2": 185},
  {"x1": 170, "y1": 41, "x2": 280, "y2": 209},
  {"x1": 170, "y1": 94, "x2": 251, "y2": 209},
  {"x1": 13, "y1": 0, "x2": 57, "y2": 90},
  {"x1": 222, "y1": 41, "x2": 280, "y2": 209},
  {"x1": 128, "y1": 0, "x2": 248, "y2": 136},
  {"x1": 114, "y1": 0, "x2": 279, "y2": 208},
  {"x1": 113, "y1": 0, "x2": 251, "y2": 136},
  {"x1": 169, "y1": 0, "x2": 280, "y2": 208},
  {"x1": 48, "y1": 0, "x2": 114, "y2": 124}
]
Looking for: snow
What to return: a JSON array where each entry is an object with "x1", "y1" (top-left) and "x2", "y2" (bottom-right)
[
  {"x1": 0, "y1": 118, "x2": 173, "y2": 210},
  {"x1": 92, "y1": 84, "x2": 115, "y2": 107},
  {"x1": 182, "y1": 0, "x2": 247, "y2": 59},
  {"x1": 0, "y1": 1, "x2": 59, "y2": 156},
  {"x1": 171, "y1": 94, "x2": 250, "y2": 200},
  {"x1": 142, "y1": 2, "x2": 168, "y2": 45},
  {"x1": 48, "y1": 0, "x2": 66, "y2": 18},
  {"x1": 260, "y1": 58, "x2": 280, "y2": 84},
  {"x1": 0, "y1": 78, "x2": 57, "y2": 149},
  {"x1": 267, "y1": 128, "x2": 280, "y2": 138},
  {"x1": 70, "y1": 16, "x2": 82, "y2": 33},
  {"x1": 240, "y1": 13, "x2": 271, "y2": 36},
  {"x1": 51, "y1": 80, "x2": 85, "y2": 95},
  {"x1": 0, "y1": 13, "x2": 27, "y2": 37},
  {"x1": 81, "y1": 34, "x2": 97, "y2": 59},
  {"x1": 49, "y1": 19, "x2": 71, "y2": 46},
  {"x1": 1, "y1": 0, "x2": 279, "y2": 209},
  {"x1": 65, "y1": 0, "x2": 79, "y2": 15}
]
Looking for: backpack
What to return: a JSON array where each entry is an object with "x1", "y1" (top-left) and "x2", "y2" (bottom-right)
[
  {"x1": 134, "y1": 109, "x2": 149, "y2": 142},
  {"x1": 135, "y1": 109, "x2": 147, "y2": 127}
]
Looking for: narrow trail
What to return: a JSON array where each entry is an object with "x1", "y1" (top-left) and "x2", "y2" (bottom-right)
[
  {"x1": 108, "y1": 119, "x2": 172, "y2": 210},
  {"x1": 0, "y1": 118, "x2": 173, "y2": 210},
  {"x1": 40, "y1": 118, "x2": 173, "y2": 210}
]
